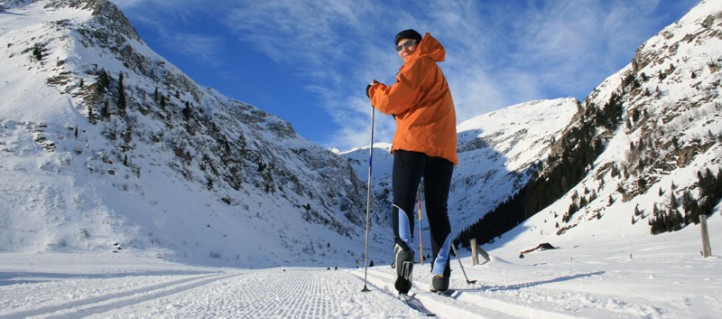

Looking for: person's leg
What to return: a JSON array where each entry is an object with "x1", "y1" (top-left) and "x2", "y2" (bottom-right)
[
  {"x1": 391, "y1": 150, "x2": 425, "y2": 293},
  {"x1": 423, "y1": 156, "x2": 454, "y2": 278},
  {"x1": 391, "y1": 150, "x2": 425, "y2": 251}
]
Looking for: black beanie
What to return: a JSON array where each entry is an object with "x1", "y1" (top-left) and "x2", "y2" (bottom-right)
[{"x1": 395, "y1": 29, "x2": 422, "y2": 45}]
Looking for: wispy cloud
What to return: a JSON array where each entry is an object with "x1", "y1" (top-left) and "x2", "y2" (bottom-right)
[
  {"x1": 169, "y1": 33, "x2": 226, "y2": 66},
  {"x1": 223, "y1": 1, "x2": 371, "y2": 75},
  {"x1": 219, "y1": 0, "x2": 400, "y2": 148},
  {"x1": 112, "y1": 0, "x2": 698, "y2": 151},
  {"x1": 113, "y1": 0, "x2": 228, "y2": 67}
]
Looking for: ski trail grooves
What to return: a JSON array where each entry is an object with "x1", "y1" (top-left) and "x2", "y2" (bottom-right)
[
  {"x1": 231, "y1": 270, "x2": 344, "y2": 318},
  {"x1": 214, "y1": 269, "x2": 417, "y2": 318},
  {"x1": 3, "y1": 272, "x2": 235, "y2": 319},
  {"x1": 91, "y1": 269, "x2": 414, "y2": 318}
]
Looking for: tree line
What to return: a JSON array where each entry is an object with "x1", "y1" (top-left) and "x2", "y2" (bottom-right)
[{"x1": 457, "y1": 94, "x2": 622, "y2": 247}]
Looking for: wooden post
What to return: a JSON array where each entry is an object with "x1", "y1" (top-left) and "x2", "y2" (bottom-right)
[
  {"x1": 470, "y1": 238, "x2": 479, "y2": 266},
  {"x1": 478, "y1": 244, "x2": 491, "y2": 264},
  {"x1": 701, "y1": 215, "x2": 712, "y2": 258}
]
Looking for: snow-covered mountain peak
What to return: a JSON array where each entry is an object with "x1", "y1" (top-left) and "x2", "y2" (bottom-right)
[
  {"x1": 457, "y1": 97, "x2": 579, "y2": 170},
  {"x1": 0, "y1": 0, "x2": 373, "y2": 267},
  {"x1": 488, "y1": 0, "x2": 722, "y2": 250},
  {"x1": 1, "y1": 0, "x2": 720, "y2": 270}
]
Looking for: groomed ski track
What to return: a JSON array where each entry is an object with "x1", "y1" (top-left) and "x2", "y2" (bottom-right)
[
  {"x1": 1, "y1": 264, "x2": 567, "y2": 319},
  {"x1": 4, "y1": 250, "x2": 706, "y2": 319},
  {"x1": 5, "y1": 225, "x2": 722, "y2": 319}
]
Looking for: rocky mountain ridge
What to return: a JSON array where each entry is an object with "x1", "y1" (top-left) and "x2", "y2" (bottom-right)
[
  {"x1": 458, "y1": 0, "x2": 722, "y2": 247},
  {"x1": 2, "y1": 0, "x2": 719, "y2": 267},
  {"x1": 0, "y1": 0, "x2": 376, "y2": 266}
]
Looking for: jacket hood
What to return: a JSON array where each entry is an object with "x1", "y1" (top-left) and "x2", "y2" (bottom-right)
[{"x1": 412, "y1": 32, "x2": 445, "y2": 63}]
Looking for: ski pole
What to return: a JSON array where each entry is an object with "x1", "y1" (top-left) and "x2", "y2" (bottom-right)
[
  {"x1": 450, "y1": 243, "x2": 477, "y2": 285},
  {"x1": 417, "y1": 187, "x2": 424, "y2": 265},
  {"x1": 361, "y1": 106, "x2": 376, "y2": 292}
]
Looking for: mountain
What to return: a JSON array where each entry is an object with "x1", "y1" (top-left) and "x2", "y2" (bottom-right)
[
  {"x1": 345, "y1": 0, "x2": 722, "y2": 254},
  {"x1": 2, "y1": 0, "x2": 720, "y2": 269},
  {"x1": 0, "y1": 0, "x2": 379, "y2": 267},
  {"x1": 458, "y1": 0, "x2": 722, "y2": 249}
]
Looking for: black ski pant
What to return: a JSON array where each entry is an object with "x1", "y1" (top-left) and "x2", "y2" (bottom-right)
[{"x1": 391, "y1": 150, "x2": 453, "y2": 277}]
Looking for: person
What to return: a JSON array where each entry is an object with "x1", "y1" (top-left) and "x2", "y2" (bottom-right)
[{"x1": 366, "y1": 29, "x2": 457, "y2": 294}]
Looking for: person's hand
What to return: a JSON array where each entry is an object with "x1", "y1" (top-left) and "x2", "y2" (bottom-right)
[{"x1": 366, "y1": 80, "x2": 379, "y2": 97}]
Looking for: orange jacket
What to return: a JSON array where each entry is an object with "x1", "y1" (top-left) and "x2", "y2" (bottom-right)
[{"x1": 368, "y1": 33, "x2": 458, "y2": 165}]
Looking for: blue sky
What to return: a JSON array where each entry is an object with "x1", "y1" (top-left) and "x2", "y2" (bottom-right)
[{"x1": 111, "y1": 0, "x2": 698, "y2": 151}]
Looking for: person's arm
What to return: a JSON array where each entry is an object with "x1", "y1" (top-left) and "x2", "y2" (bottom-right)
[{"x1": 368, "y1": 57, "x2": 435, "y2": 115}]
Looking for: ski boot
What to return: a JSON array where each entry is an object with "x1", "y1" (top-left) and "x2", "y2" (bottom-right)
[
  {"x1": 393, "y1": 244, "x2": 414, "y2": 294},
  {"x1": 430, "y1": 274, "x2": 449, "y2": 293}
]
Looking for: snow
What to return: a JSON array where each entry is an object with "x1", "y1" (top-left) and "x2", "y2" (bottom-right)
[
  {"x1": 0, "y1": 0, "x2": 377, "y2": 268},
  {"x1": 1, "y1": 0, "x2": 721, "y2": 317},
  {"x1": 1, "y1": 215, "x2": 719, "y2": 318}
]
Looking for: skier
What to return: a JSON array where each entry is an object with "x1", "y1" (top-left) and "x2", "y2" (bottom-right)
[{"x1": 366, "y1": 29, "x2": 457, "y2": 294}]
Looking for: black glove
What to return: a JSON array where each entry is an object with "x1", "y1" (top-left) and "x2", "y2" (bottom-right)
[{"x1": 366, "y1": 80, "x2": 379, "y2": 98}]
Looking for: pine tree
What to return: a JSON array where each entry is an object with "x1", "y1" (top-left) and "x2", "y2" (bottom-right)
[
  {"x1": 668, "y1": 191, "x2": 683, "y2": 231},
  {"x1": 682, "y1": 190, "x2": 700, "y2": 224},
  {"x1": 123, "y1": 127, "x2": 132, "y2": 145},
  {"x1": 649, "y1": 204, "x2": 666, "y2": 235},
  {"x1": 100, "y1": 99, "x2": 110, "y2": 120},
  {"x1": 32, "y1": 43, "x2": 43, "y2": 61},
  {"x1": 118, "y1": 72, "x2": 126, "y2": 116},
  {"x1": 87, "y1": 105, "x2": 97, "y2": 124},
  {"x1": 698, "y1": 168, "x2": 722, "y2": 217},
  {"x1": 668, "y1": 190, "x2": 679, "y2": 212},
  {"x1": 97, "y1": 70, "x2": 110, "y2": 94}
]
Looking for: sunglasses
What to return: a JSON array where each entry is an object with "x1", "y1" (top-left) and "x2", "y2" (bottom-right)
[{"x1": 395, "y1": 39, "x2": 417, "y2": 52}]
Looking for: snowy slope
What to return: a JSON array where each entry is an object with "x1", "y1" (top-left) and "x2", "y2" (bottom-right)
[
  {"x1": 0, "y1": 215, "x2": 719, "y2": 318},
  {"x1": 0, "y1": 0, "x2": 379, "y2": 267},
  {"x1": 452, "y1": 98, "x2": 579, "y2": 224},
  {"x1": 344, "y1": 0, "x2": 722, "y2": 267},
  {"x1": 492, "y1": 0, "x2": 722, "y2": 252}
]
